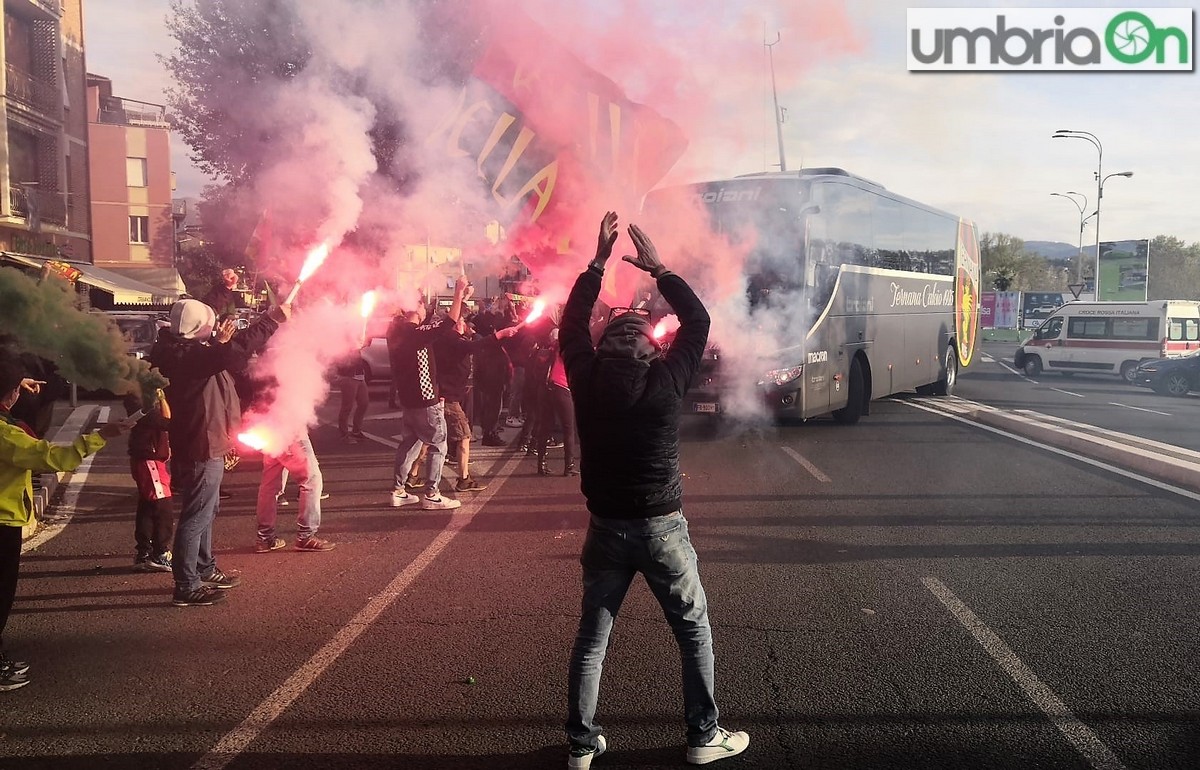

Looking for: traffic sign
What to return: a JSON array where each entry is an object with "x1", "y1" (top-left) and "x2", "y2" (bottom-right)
[{"x1": 1068, "y1": 283, "x2": 1085, "y2": 299}]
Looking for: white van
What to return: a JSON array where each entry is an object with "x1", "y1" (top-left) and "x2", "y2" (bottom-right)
[{"x1": 1014, "y1": 300, "x2": 1200, "y2": 381}]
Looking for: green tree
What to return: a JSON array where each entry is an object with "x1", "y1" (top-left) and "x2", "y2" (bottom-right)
[
  {"x1": 1147, "y1": 235, "x2": 1200, "y2": 300},
  {"x1": 980, "y1": 232, "x2": 1058, "y2": 291},
  {"x1": 161, "y1": 0, "x2": 309, "y2": 186}
]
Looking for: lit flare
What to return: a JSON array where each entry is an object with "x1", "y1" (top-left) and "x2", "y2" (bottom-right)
[
  {"x1": 524, "y1": 298, "x2": 547, "y2": 324},
  {"x1": 653, "y1": 314, "x2": 680, "y2": 340},
  {"x1": 284, "y1": 242, "x2": 332, "y2": 305},
  {"x1": 237, "y1": 427, "x2": 272, "y2": 454},
  {"x1": 360, "y1": 290, "x2": 378, "y2": 319}
]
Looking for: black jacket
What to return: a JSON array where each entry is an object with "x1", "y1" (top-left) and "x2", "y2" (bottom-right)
[
  {"x1": 560, "y1": 267, "x2": 710, "y2": 519},
  {"x1": 123, "y1": 395, "x2": 171, "y2": 461},
  {"x1": 435, "y1": 331, "x2": 503, "y2": 403},
  {"x1": 386, "y1": 315, "x2": 455, "y2": 409},
  {"x1": 149, "y1": 316, "x2": 278, "y2": 463}
]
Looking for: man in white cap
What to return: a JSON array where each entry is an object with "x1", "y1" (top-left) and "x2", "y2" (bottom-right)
[{"x1": 150, "y1": 299, "x2": 289, "y2": 607}]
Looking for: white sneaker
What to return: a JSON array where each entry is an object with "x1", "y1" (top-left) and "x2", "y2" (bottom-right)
[
  {"x1": 568, "y1": 734, "x2": 606, "y2": 769},
  {"x1": 391, "y1": 490, "x2": 421, "y2": 508},
  {"x1": 421, "y1": 494, "x2": 461, "y2": 510},
  {"x1": 686, "y1": 728, "x2": 749, "y2": 765}
]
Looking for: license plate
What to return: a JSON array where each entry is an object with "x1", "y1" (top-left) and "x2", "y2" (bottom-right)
[{"x1": 693, "y1": 402, "x2": 719, "y2": 413}]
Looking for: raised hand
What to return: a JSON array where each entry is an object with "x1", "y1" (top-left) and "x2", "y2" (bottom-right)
[
  {"x1": 621, "y1": 224, "x2": 665, "y2": 275},
  {"x1": 19, "y1": 378, "x2": 45, "y2": 395},
  {"x1": 595, "y1": 211, "x2": 619, "y2": 265},
  {"x1": 214, "y1": 317, "x2": 238, "y2": 344}
]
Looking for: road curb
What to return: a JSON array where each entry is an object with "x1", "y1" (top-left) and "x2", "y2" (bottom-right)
[{"x1": 24, "y1": 404, "x2": 100, "y2": 540}]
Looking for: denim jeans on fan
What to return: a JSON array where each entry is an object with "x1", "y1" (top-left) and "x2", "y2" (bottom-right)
[
  {"x1": 256, "y1": 434, "x2": 322, "y2": 541},
  {"x1": 170, "y1": 457, "x2": 225, "y2": 592},
  {"x1": 392, "y1": 402, "x2": 448, "y2": 495},
  {"x1": 566, "y1": 511, "x2": 719, "y2": 750}
]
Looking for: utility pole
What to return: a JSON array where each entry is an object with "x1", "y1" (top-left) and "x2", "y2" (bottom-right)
[{"x1": 765, "y1": 32, "x2": 787, "y2": 172}]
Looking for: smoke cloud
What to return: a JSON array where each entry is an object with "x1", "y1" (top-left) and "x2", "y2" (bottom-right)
[{"x1": 171, "y1": 0, "x2": 858, "y2": 438}]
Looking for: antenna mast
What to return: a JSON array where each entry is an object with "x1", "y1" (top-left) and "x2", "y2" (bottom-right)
[{"x1": 765, "y1": 31, "x2": 787, "y2": 172}]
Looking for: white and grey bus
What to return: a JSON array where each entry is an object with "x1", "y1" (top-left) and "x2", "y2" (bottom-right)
[{"x1": 644, "y1": 168, "x2": 981, "y2": 424}]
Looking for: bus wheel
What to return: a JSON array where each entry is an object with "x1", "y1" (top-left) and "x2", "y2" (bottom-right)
[
  {"x1": 932, "y1": 345, "x2": 957, "y2": 396},
  {"x1": 833, "y1": 359, "x2": 865, "y2": 425},
  {"x1": 1119, "y1": 361, "x2": 1139, "y2": 383},
  {"x1": 1023, "y1": 356, "x2": 1042, "y2": 378}
]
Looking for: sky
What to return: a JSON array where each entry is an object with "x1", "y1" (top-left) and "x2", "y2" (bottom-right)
[{"x1": 82, "y1": 0, "x2": 1200, "y2": 248}]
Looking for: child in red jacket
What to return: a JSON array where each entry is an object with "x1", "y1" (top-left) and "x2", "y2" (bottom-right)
[{"x1": 124, "y1": 390, "x2": 173, "y2": 572}]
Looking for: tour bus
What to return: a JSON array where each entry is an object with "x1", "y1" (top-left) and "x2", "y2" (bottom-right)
[
  {"x1": 1014, "y1": 300, "x2": 1200, "y2": 381},
  {"x1": 642, "y1": 168, "x2": 981, "y2": 424}
]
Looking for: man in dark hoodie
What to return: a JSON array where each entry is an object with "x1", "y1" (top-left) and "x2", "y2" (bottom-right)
[
  {"x1": 559, "y1": 212, "x2": 748, "y2": 768},
  {"x1": 149, "y1": 298, "x2": 287, "y2": 607}
]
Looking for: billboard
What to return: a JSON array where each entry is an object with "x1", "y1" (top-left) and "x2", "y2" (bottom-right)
[
  {"x1": 1020, "y1": 291, "x2": 1067, "y2": 329},
  {"x1": 1096, "y1": 239, "x2": 1149, "y2": 301}
]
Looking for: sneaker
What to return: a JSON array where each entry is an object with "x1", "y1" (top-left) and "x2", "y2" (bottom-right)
[
  {"x1": 481, "y1": 434, "x2": 506, "y2": 447},
  {"x1": 404, "y1": 477, "x2": 427, "y2": 493},
  {"x1": 0, "y1": 651, "x2": 30, "y2": 676},
  {"x1": 141, "y1": 552, "x2": 173, "y2": 572},
  {"x1": 295, "y1": 536, "x2": 335, "y2": 552},
  {"x1": 275, "y1": 494, "x2": 290, "y2": 507},
  {"x1": 0, "y1": 670, "x2": 29, "y2": 692},
  {"x1": 505, "y1": 416, "x2": 525, "y2": 428},
  {"x1": 350, "y1": 431, "x2": 366, "y2": 439},
  {"x1": 546, "y1": 438, "x2": 565, "y2": 450},
  {"x1": 172, "y1": 585, "x2": 227, "y2": 607},
  {"x1": 456, "y1": 477, "x2": 487, "y2": 493},
  {"x1": 200, "y1": 567, "x2": 242, "y2": 589},
  {"x1": 686, "y1": 728, "x2": 749, "y2": 765},
  {"x1": 421, "y1": 493, "x2": 462, "y2": 510},
  {"x1": 568, "y1": 735, "x2": 607, "y2": 769},
  {"x1": 391, "y1": 489, "x2": 422, "y2": 507},
  {"x1": 255, "y1": 537, "x2": 287, "y2": 553}
]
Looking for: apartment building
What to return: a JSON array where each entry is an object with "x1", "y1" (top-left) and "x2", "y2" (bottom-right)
[
  {"x1": 86, "y1": 71, "x2": 183, "y2": 298},
  {"x1": 0, "y1": 0, "x2": 173, "y2": 307}
]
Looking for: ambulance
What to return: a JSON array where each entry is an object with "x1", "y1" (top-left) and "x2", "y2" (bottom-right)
[{"x1": 1013, "y1": 300, "x2": 1200, "y2": 381}]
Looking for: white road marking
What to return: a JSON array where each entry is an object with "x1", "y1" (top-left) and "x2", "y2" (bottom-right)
[
  {"x1": 1050, "y1": 387, "x2": 1085, "y2": 398},
  {"x1": 780, "y1": 446, "x2": 831, "y2": 482},
  {"x1": 1108, "y1": 402, "x2": 1171, "y2": 416},
  {"x1": 923, "y1": 577, "x2": 1128, "y2": 770},
  {"x1": 191, "y1": 450, "x2": 528, "y2": 770},
  {"x1": 21, "y1": 407, "x2": 109, "y2": 555},
  {"x1": 981, "y1": 353, "x2": 995, "y2": 363},
  {"x1": 997, "y1": 359, "x2": 1037, "y2": 383},
  {"x1": 905, "y1": 400, "x2": 1200, "y2": 504}
]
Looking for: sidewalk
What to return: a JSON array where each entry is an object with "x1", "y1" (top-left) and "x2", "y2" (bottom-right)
[{"x1": 22, "y1": 397, "x2": 110, "y2": 540}]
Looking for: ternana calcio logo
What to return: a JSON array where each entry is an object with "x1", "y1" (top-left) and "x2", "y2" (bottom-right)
[
  {"x1": 955, "y1": 219, "x2": 980, "y2": 368},
  {"x1": 908, "y1": 8, "x2": 1194, "y2": 71}
]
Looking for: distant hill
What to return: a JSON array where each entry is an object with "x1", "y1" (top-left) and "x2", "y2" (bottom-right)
[{"x1": 1024, "y1": 241, "x2": 1079, "y2": 260}]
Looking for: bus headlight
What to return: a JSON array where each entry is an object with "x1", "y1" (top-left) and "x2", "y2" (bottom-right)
[{"x1": 760, "y1": 366, "x2": 803, "y2": 387}]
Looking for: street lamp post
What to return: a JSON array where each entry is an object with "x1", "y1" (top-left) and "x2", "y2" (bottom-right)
[
  {"x1": 1052, "y1": 130, "x2": 1133, "y2": 300},
  {"x1": 1050, "y1": 191, "x2": 1090, "y2": 285}
]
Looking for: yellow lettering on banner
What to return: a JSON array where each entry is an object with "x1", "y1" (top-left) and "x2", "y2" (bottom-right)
[
  {"x1": 507, "y1": 161, "x2": 558, "y2": 223},
  {"x1": 608, "y1": 102, "x2": 621, "y2": 173},
  {"x1": 477, "y1": 113, "x2": 518, "y2": 175},
  {"x1": 446, "y1": 99, "x2": 495, "y2": 158},
  {"x1": 426, "y1": 87, "x2": 467, "y2": 147},
  {"x1": 491, "y1": 126, "x2": 535, "y2": 203}
]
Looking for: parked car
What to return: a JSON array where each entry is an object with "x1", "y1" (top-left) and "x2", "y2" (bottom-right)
[
  {"x1": 1132, "y1": 352, "x2": 1200, "y2": 396},
  {"x1": 360, "y1": 336, "x2": 391, "y2": 382},
  {"x1": 106, "y1": 312, "x2": 167, "y2": 359}
]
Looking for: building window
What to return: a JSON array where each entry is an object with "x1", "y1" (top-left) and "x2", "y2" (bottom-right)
[
  {"x1": 130, "y1": 215, "x2": 149, "y2": 244},
  {"x1": 126, "y1": 157, "x2": 147, "y2": 187}
]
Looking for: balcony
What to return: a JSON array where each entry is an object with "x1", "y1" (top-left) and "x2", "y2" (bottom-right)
[
  {"x1": 9, "y1": 185, "x2": 68, "y2": 228},
  {"x1": 6, "y1": 0, "x2": 61, "y2": 21},
  {"x1": 97, "y1": 97, "x2": 168, "y2": 128},
  {"x1": 5, "y1": 64, "x2": 61, "y2": 119}
]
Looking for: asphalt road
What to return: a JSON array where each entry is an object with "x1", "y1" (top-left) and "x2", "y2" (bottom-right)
[{"x1": 5, "y1": 343, "x2": 1200, "y2": 769}]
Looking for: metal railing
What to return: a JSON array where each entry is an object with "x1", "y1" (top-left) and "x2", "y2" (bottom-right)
[
  {"x1": 97, "y1": 97, "x2": 168, "y2": 127},
  {"x1": 5, "y1": 63, "x2": 60, "y2": 117},
  {"x1": 9, "y1": 185, "x2": 68, "y2": 227}
]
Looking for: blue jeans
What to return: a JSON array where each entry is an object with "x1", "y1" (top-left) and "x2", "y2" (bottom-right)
[
  {"x1": 566, "y1": 511, "x2": 719, "y2": 750},
  {"x1": 392, "y1": 402, "x2": 447, "y2": 494},
  {"x1": 170, "y1": 458, "x2": 225, "y2": 592},
  {"x1": 256, "y1": 434, "x2": 322, "y2": 541}
]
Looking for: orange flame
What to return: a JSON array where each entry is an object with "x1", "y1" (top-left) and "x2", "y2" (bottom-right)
[
  {"x1": 298, "y1": 242, "x2": 331, "y2": 283},
  {"x1": 653, "y1": 314, "x2": 680, "y2": 339},
  {"x1": 524, "y1": 298, "x2": 547, "y2": 324},
  {"x1": 237, "y1": 428, "x2": 271, "y2": 453},
  {"x1": 360, "y1": 290, "x2": 378, "y2": 319}
]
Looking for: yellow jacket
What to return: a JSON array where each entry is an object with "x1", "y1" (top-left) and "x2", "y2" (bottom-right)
[{"x1": 0, "y1": 421, "x2": 106, "y2": 528}]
